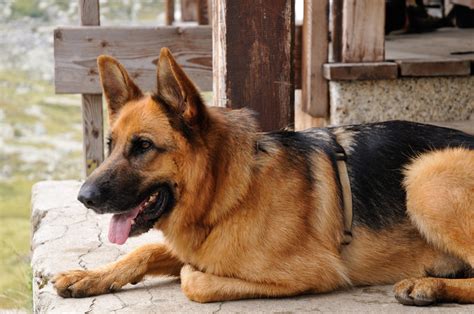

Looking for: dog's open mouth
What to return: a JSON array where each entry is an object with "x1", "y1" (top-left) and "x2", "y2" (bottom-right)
[{"x1": 108, "y1": 185, "x2": 173, "y2": 245}]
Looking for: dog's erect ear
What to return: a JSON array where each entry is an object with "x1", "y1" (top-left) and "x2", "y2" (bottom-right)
[
  {"x1": 97, "y1": 55, "x2": 143, "y2": 122},
  {"x1": 156, "y1": 48, "x2": 207, "y2": 126}
]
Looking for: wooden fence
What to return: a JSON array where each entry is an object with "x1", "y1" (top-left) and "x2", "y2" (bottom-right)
[{"x1": 55, "y1": 0, "x2": 472, "y2": 176}]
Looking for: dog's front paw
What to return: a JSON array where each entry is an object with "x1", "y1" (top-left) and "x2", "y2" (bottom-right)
[
  {"x1": 53, "y1": 269, "x2": 124, "y2": 298},
  {"x1": 394, "y1": 277, "x2": 444, "y2": 306},
  {"x1": 180, "y1": 265, "x2": 216, "y2": 303}
]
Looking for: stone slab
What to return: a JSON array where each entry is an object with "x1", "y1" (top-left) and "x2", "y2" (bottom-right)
[
  {"x1": 329, "y1": 76, "x2": 474, "y2": 125},
  {"x1": 31, "y1": 181, "x2": 474, "y2": 313}
]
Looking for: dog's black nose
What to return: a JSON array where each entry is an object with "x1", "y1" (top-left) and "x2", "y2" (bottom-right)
[{"x1": 77, "y1": 183, "x2": 102, "y2": 209}]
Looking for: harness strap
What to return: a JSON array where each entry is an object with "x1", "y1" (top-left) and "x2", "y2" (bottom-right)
[{"x1": 335, "y1": 150, "x2": 353, "y2": 245}]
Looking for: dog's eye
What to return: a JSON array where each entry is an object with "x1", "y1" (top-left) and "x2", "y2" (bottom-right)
[
  {"x1": 106, "y1": 137, "x2": 113, "y2": 155},
  {"x1": 138, "y1": 140, "x2": 152, "y2": 152},
  {"x1": 130, "y1": 137, "x2": 163, "y2": 157}
]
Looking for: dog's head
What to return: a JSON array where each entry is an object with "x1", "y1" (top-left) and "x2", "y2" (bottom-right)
[{"x1": 77, "y1": 48, "x2": 209, "y2": 244}]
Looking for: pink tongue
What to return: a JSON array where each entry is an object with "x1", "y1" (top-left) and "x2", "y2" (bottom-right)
[{"x1": 108, "y1": 206, "x2": 141, "y2": 245}]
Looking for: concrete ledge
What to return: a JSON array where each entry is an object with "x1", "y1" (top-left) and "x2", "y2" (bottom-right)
[{"x1": 31, "y1": 181, "x2": 474, "y2": 313}]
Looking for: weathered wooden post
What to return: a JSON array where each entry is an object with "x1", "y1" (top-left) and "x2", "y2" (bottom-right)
[
  {"x1": 181, "y1": 0, "x2": 198, "y2": 21},
  {"x1": 341, "y1": 0, "x2": 385, "y2": 62},
  {"x1": 212, "y1": 0, "x2": 295, "y2": 131},
  {"x1": 166, "y1": 0, "x2": 175, "y2": 25},
  {"x1": 78, "y1": 0, "x2": 104, "y2": 176},
  {"x1": 301, "y1": 0, "x2": 329, "y2": 118},
  {"x1": 197, "y1": 0, "x2": 210, "y2": 25}
]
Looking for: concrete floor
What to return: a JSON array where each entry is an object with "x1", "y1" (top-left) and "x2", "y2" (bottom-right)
[
  {"x1": 386, "y1": 27, "x2": 474, "y2": 61},
  {"x1": 32, "y1": 181, "x2": 474, "y2": 313}
]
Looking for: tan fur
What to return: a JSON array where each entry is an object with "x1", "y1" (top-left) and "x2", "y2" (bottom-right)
[
  {"x1": 54, "y1": 49, "x2": 474, "y2": 306},
  {"x1": 392, "y1": 148, "x2": 474, "y2": 305},
  {"x1": 342, "y1": 223, "x2": 466, "y2": 286},
  {"x1": 404, "y1": 148, "x2": 474, "y2": 264}
]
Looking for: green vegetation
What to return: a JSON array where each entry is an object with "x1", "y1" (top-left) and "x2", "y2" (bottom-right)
[
  {"x1": 10, "y1": 0, "x2": 43, "y2": 19},
  {"x1": 0, "y1": 179, "x2": 33, "y2": 309},
  {"x1": 0, "y1": 68, "x2": 82, "y2": 309}
]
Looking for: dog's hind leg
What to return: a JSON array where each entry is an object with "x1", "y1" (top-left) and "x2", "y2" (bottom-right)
[
  {"x1": 394, "y1": 148, "x2": 474, "y2": 305},
  {"x1": 180, "y1": 265, "x2": 314, "y2": 303},
  {"x1": 54, "y1": 243, "x2": 183, "y2": 298}
]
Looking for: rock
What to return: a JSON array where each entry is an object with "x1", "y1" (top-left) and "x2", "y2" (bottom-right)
[{"x1": 31, "y1": 181, "x2": 474, "y2": 313}]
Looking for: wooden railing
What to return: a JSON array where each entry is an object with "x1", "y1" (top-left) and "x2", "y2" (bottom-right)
[{"x1": 55, "y1": 0, "x2": 472, "y2": 176}]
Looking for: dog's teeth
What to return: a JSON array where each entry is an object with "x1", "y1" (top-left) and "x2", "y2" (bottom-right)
[{"x1": 131, "y1": 220, "x2": 135, "y2": 225}]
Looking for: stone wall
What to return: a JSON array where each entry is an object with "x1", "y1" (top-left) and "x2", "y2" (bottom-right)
[{"x1": 329, "y1": 76, "x2": 474, "y2": 125}]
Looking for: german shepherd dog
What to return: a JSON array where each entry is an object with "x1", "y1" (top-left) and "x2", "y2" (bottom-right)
[{"x1": 54, "y1": 48, "x2": 474, "y2": 306}]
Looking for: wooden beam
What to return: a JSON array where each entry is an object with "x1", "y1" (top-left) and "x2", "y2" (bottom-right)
[
  {"x1": 197, "y1": 0, "x2": 210, "y2": 25},
  {"x1": 397, "y1": 59, "x2": 471, "y2": 77},
  {"x1": 301, "y1": 0, "x2": 329, "y2": 118},
  {"x1": 323, "y1": 62, "x2": 398, "y2": 80},
  {"x1": 79, "y1": 0, "x2": 99, "y2": 25},
  {"x1": 342, "y1": 0, "x2": 385, "y2": 62},
  {"x1": 166, "y1": 0, "x2": 175, "y2": 25},
  {"x1": 54, "y1": 26, "x2": 214, "y2": 93},
  {"x1": 54, "y1": 25, "x2": 307, "y2": 95},
  {"x1": 329, "y1": 0, "x2": 343, "y2": 62},
  {"x1": 293, "y1": 24, "x2": 302, "y2": 89},
  {"x1": 181, "y1": 0, "x2": 198, "y2": 21},
  {"x1": 78, "y1": 0, "x2": 104, "y2": 176},
  {"x1": 81, "y1": 94, "x2": 104, "y2": 175},
  {"x1": 212, "y1": 0, "x2": 295, "y2": 131}
]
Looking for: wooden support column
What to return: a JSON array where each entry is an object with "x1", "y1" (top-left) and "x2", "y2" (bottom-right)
[
  {"x1": 212, "y1": 0, "x2": 295, "y2": 131},
  {"x1": 166, "y1": 0, "x2": 175, "y2": 25},
  {"x1": 79, "y1": 0, "x2": 104, "y2": 176},
  {"x1": 329, "y1": 0, "x2": 343, "y2": 62},
  {"x1": 197, "y1": 0, "x2": 210, "y2": 25},
  {"x1": 301, "y1": 0, "x2": 329, "y2": 118},
  {"x1": 181, "y1": 0, "x2": 198, "y2": 21},
  {"x1": 342, "y1": 0, "x2": 386, "y2": 62}
]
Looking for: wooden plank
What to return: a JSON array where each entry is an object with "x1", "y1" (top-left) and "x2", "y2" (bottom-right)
[
  {"x1": 211, "y1": 0, "x2": 225, "y2": 106},
  {"x1": 293, "y1": 23, "x2": 302, "y2": 89},
  {"x1": 78, "y1": 0, "x2": 104, "y2": 176},
  {"x1": 295, "y1": 90, "x2": 326, "y2": 131},
  {"x1": 329, "y1": 0, "x2": 343, "y2": 62},
  {"x1": 342, "y1": 0, "x2": 385, "y2": 62},
  {"x1": 301, "y1": 0, "x2": 329, "y2": 118},
  {"x1": 54, "y1": 26, "x2": 214, "y2": 93},
  {"x1": 396, "y1": 59, "x2": 471, "y2": 77},
  {"x1": 54, "y1": 25, "x2": 304, "y2": 94},
  {"x1": 81, "y1": 94, "x2": 104, "y2": 175},
  {"x1": 166, "y1": 0, "x2": 175, "y2": 25},
  {"x1": 79, "y1": 0, "x2": 99, "y2": 26},
  {"x1": 197, "y1": 0, "x2": 210, "y2": 25},
  {"x1": 212, "y1": 0, "x2": 295, "y2": 131},
  {"x1": 181, "y1": 0, "x2": 198, "y2": 21},
  {"x1": 323, "y1": 62, "x2": 398, "y2": 80}
]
